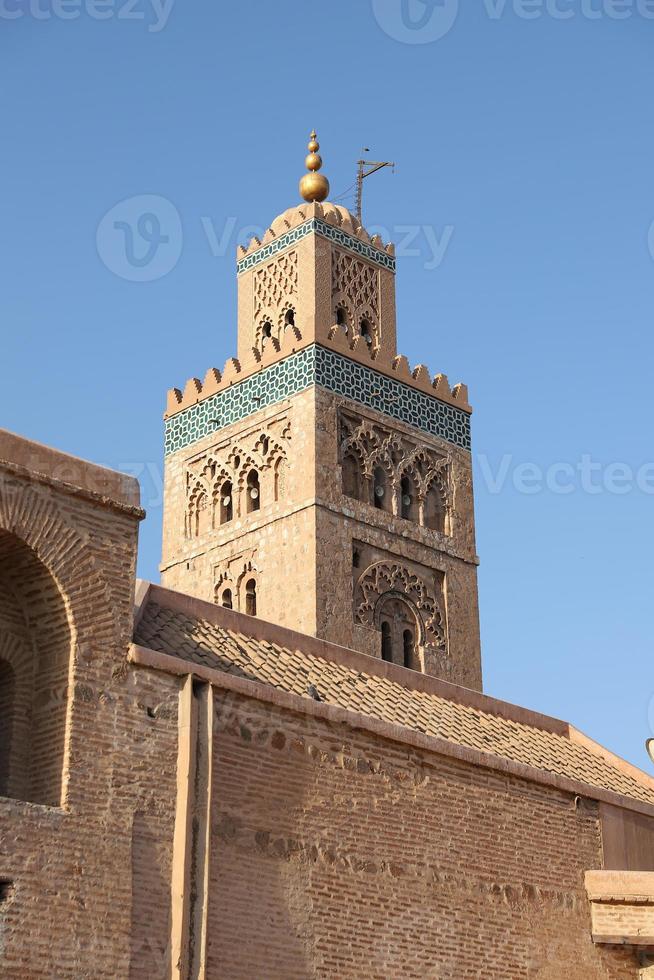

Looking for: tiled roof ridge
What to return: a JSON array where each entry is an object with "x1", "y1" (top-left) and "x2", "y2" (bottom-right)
[
  {"x1": 132, "y1": 583, "x2": 654, "y2": 808},
  {"x1": 134, "y1": 581, "x2": 569, "y2": 736}
]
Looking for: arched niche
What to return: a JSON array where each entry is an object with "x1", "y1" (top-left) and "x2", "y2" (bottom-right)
[{"x1": 0, "y1": 529, "x2": 72, "y2": 806}]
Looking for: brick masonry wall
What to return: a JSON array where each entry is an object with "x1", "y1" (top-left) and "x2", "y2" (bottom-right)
[
  {"x1": 0, "y1": 460, "x2": 181, "y2": 979},
  {"x1": 206, "y1": 689, "x2": 638, "y2": 979},
  {"x1": 590, "y1": 901, "x2": 654, "y2": 943}
]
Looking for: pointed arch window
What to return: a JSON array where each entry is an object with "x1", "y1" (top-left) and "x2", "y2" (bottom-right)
[
  {"x1": 336, "y1": 307, "x2": 349, "y2": 333},
  {"x1": 403, "y1": 630, "x2": 416, "y2": 670},
  {"x1": 193, "y1": 491, "x2": 210, "y2": 537},
  {"x1": 381, "y1": 621, "x2": 393, "y2": 663},
  {"x1": 221, "y1": 588, "x2": 233, "y2": 610},
  {"x1": 245, "y1": 579, "x2": 257, "y2": 617},
  {"x1": 377, "y1": 594, "x2": 422, "y2": 672},
  {"x1": 246, "y1": 470, "x2": 261, "y2": 514},
  {"x1": 220, "y1": 481, "x2": 233, "y2": 524},
  {"x1": 425, "y1": 481, "x2": 447, "y2": 533},
  {"x1": 372, "y1": 466, "x2": 391, "y2": 513},
  {"x1": 400, "y1": 474, "x2": 419, "y2": 523},
  {"x1": 342, "y1": 452, "x2": 362, "y2": 501}
]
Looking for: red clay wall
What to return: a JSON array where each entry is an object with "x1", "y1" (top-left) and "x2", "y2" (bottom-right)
[
  {"x1": 0, "y1": 446, "x2": 180, "y2": 979},
  {"x1": 206, "y1": 690, "x2": 638, "y2": 979}
]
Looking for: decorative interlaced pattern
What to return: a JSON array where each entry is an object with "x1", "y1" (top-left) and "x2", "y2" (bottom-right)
[
  {"x1": 332, "y1": 249, "x2": 379, "y2": 336},
  {"x1": 254, "y1": 251, "x2": 298, "y2": 337},
  {"x1": 340, "y1": 413, "x2": 451, "y2": 507},
  {"x1": 237, "y1": 219, "x2": 396, "y2": 275},
  {"x1": 184, "y1": 422, "x2": 290, "y2": 537},
  {"x1": 163, "y1": 346, "x2": 473, "y2": 457},
  {"x1": 354, "y1": 561, "x2": 447, "y2": 654}
]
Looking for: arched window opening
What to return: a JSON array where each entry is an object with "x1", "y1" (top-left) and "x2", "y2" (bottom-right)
[
  {"x1": 400, "y1": 475, "x2": 420, "y2": 523},
  {"x1": 220, "y1": 481, "x2": 233, "y2": 524},
  {"x1": 284, "y1": 309, "x2": 295, "y2": 328},
  {"x1": 194, "y1": 492, "x2": 210, "y2": 537},
  {"x1": 381, "y1": 622, "x2": 393, "y2": 663},
  {"x1": 0, "y1": 660, "x2": 16, "y2": 797},
  {"x1": 0, "y1": 530, "x2": 71, "y2": 807},
  {"x1": 336, "y1": 307, "x2": 348, "y2": 333},
  {"x1": 360, "y1": 318, "x2": 374, "y2": 347},
  {"x1": 246, "y1": 470, "x2": 261, "y2": 514},
  {"x1": 261, "y1": 321, "x2": 273, "y2": 348},
  {"x1": 274, "y1": 457, "x2": 288, "y2": 501},
  {"x1": 342, "y1": 453, "x2": 361, "y2": 501},
  {"x1": 403, "y1": 630, "x2": 416, "y2": 670},
  {"x1": 425, "y1": 483, "x2": 447, "y2": 533},
  {"x1": 245, "y1": 579, "x2": 257, "y2": 617},
  {"x1": 372, "y1": 467, "x2": 391, "y2": 513},
  {"x1": 377, "y1": 594, "x2": 422, "y2": 673},
  {"x1": 221, "y1": 588, "x2": 233, "y2": 610}
]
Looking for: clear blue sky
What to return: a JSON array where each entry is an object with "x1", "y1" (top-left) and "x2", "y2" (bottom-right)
[{"x1": 2, "y1": 1, "x2": 653, "y2": 768}]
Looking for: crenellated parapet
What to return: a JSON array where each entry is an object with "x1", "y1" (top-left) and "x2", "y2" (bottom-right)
[
  {"x1": 165, "y1": 318, "x2": 471, "y2": 420},
  {"x1": 236, "y1": 200, "x2": 396, "y2": 271}
]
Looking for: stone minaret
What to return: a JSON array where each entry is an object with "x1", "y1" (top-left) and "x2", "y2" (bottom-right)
[{"x1": 161, "y1": 133, "x2": 482, "y2": 690}]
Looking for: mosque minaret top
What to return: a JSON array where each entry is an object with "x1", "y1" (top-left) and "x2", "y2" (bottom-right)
[{"x1": 299, "y1": 130, "x2": 330, "y2": 203}]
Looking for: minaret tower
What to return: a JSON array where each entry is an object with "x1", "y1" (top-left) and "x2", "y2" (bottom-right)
[{"x1": 161, "y1": 133, "x2": 482, "y2": 690}]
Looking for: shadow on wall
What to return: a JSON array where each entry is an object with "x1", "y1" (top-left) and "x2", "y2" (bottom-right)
[
  {"x1": 0, "y1": 529, "x2": 72, "y2": 808},
  {"x1": 130, "y1": 811, "x2": 172, "y2": 980}
]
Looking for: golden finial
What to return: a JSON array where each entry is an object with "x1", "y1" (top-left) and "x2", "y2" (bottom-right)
[{"x1": 299, "y1": 129, "x2": 330, "y2": 203}]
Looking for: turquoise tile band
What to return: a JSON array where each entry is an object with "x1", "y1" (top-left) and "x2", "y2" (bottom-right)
[
  {"x1": 164, "y1": 346, "x2": 471, "y2": 457},
  {"x1": 236, "y1": 219, "x2": 396, "y2": 275}
]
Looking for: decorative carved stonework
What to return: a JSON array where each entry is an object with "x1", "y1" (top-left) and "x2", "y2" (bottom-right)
[
  {"x1": 332, "y1": 249, "x2": 380, "y2": 344},
  {"x1": 354, "y1": 559, "x2": 447, "y2": 656},
  {"x1": 254, "y1": 250, "x2": 298, "y2": 346},
  {"x1": 339, "y1": 410, "x2": 452, "y2": 530},
  {"x1": 185, "y1": 416, "x2": 291, "y2": 537}
]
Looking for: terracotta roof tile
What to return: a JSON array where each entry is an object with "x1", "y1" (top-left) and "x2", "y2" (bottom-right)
[{"x1": 134, "y1": 600, "x2": 654, "y2": 807}]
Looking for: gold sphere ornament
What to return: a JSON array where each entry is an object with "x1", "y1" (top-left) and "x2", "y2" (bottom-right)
[
  {"x1": 305, "y1": 152, "x2": 322, "y2": 172},
  {"x1": 300, "y1": 172, "x2": 330, "y2": 203},
  {"x1": 300, "y1": 130, "x2": 330, "y2": 203}
]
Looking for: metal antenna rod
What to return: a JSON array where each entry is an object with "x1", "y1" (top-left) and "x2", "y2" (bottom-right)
[{"x1": 355, "y1": 149, "x2": 395, "y2": 223}]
